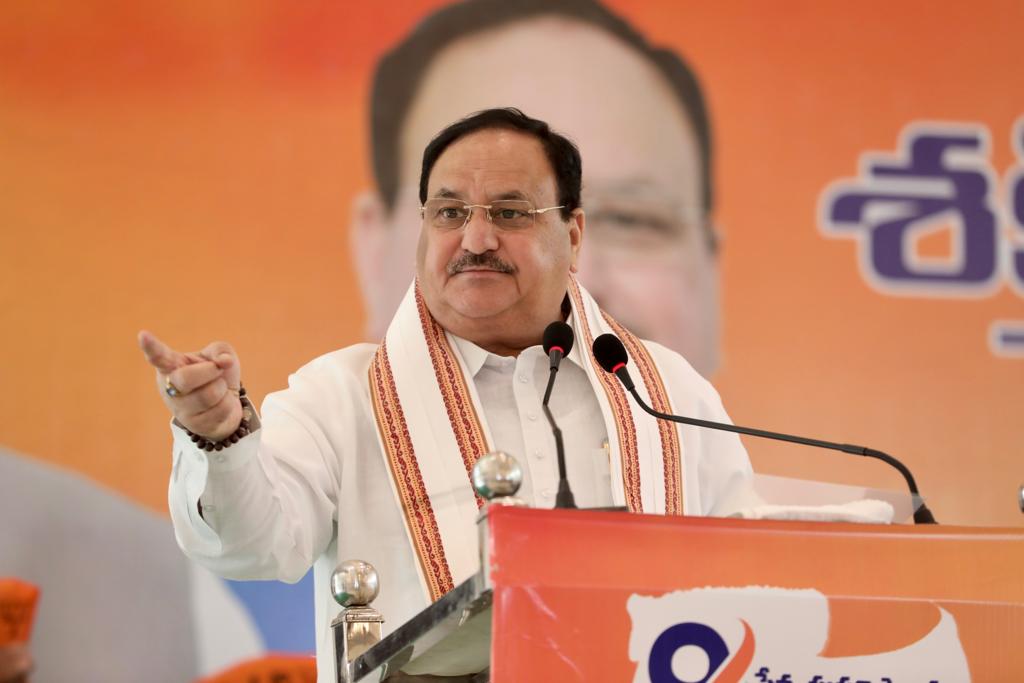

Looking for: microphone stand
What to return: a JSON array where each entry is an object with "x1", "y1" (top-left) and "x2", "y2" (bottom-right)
[
  {"x1": 622, "y1": 383, "x2": 936, "y2": 524},
  {"x1": 542, "y1": 367, "x2": 576, "y2": 509}
]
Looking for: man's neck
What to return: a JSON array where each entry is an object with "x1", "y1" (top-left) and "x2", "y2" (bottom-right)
[
  {"x1": 453, "y1": 323, "x2": 541, "y2": 357},
  {"x1": 475, "y1": 339, "x2": 531, "y2": 357},
  {"x1": 441, "y1": 305, "x2": 567, "y2": 357},
  {"x1": 427, "y1": 291, "x2": 571, "y2": 357}
]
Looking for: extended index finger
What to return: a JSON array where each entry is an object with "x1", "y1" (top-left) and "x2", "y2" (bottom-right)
[{"x1": 137, "y1": 330, "x2": 188, "y2": 374}]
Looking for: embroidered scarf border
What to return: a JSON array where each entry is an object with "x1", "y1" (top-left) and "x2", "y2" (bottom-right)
[
  {"x1": 369, "y1": 340, "x2": 454, "y2": 600},
  {"x1": 369, "y1": 278, "x2": 684, "y2": 602},
  {"x1": 414, "y1": 288, "x2": 489, "y2": 509},
  {"x1": 601, "y1": 312, "x2": 684, "y2": 515},
  {"x1": 567, "y1": 278, "x2": 644, "y2": 512}
]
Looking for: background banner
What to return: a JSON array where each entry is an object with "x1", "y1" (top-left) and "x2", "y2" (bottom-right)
[{"x1": 1, "y1": 1, "x2": 1021, "y2": 678}]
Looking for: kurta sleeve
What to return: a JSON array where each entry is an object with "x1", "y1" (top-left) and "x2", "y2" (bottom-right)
[
  {"x1": 687, "y1": 374, "x2": 757, "y2": 516},
  {"x1": 167, "y1": 345, "x2": 375, "y2": 583},
  {"x1": 644, "y1": 341, "x2": 755, "y2": 516}
]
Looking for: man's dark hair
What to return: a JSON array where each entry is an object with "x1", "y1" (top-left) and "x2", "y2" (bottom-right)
[
  {"x1": 419, "y1": 108, "x2": 582, "y2": 220},
  {"x1": 371, "y1": 0, "x2": 714, "y2": 216}
]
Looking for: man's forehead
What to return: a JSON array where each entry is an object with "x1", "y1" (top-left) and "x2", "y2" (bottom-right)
[
  {"x1": 426, "y1": 128, "x2": 557, "y2": 199},
  {"x1": 435, "y1": 187, "x2": 530, "y2": 201}
]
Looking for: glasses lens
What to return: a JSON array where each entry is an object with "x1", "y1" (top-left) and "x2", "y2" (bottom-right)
[
  {"x1": 490, "y1": 201, "x2": 534, "y2": 230},
  {"x1": 424, "y1": 199, "x2": 470, "y2": 228}
]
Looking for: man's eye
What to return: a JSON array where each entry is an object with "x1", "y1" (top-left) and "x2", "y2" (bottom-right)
[
  {"x1": 498, "y1": 209, "x2": 524, "y2": 220},
  {"x1": 439, "y1": 207, "x2": 463, "y2": 220}
]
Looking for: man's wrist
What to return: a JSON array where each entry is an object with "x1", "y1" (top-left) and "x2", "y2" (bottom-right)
[{"x1": 175, "y1": 386, "x2": 260, "y2": 451}]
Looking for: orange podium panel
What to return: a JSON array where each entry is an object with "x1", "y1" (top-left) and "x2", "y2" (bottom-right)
[{"x1": 485, "y1": 507, "x2": 1024, "y2": 682}]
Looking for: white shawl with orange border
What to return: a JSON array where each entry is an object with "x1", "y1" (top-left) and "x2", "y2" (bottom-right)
[{"x1": 368, "y1": 276, "x2": 689, "y2": 603}]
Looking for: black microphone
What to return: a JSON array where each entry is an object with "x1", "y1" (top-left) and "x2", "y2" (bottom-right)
[
  {"x1": 591, "y1": 334, "x2": 938, "y2": 525},
  {"x1": 542, "y1": 322, "x2": 576, "y2": 509},
  {"x1": 542, "y1": 321, "x2": 574, "y2": 400}
]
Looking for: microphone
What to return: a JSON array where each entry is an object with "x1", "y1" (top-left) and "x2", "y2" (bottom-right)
[
  {"x1": 591, "y1": 334, "x2": 937, "y2": 525},
  {"x1": 542, "y1": 322, "x2": 576, "y2": 509},
  {"x1": 542, "y1": 321, "x2": 574, "y2": 401},
  {"x1": 592, "y1": 333, "x2": 635, "y2": 390}
]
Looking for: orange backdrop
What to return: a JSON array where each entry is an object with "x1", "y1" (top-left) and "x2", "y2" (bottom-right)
[{"x1": 1, "y1": 1, "x2": 1021, "y2": 526}]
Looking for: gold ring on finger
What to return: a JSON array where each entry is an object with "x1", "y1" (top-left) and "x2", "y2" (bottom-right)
[{"x1": 165, "y1": 377, "x2": 182, "y2": 398}]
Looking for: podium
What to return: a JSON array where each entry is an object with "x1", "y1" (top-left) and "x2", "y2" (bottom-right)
[{"x1": 338, "y1": 506, "x2": 1024, "y2": 681}]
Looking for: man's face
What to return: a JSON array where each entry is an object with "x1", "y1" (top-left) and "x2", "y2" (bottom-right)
[
  {"x1": 416, "y1": 127, "x2": 582, "y2": 350},
  {"x1": 354, "y1": 15, "x2": 719, "y2": 374}
]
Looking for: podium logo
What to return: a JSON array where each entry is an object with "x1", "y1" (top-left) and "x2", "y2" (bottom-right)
[
  {"x1": 627, "y1": 587, "x2": 969, "y2": 683},
  {"x1": 647, "y1": 619, "x2": 754, "y2": 683}
]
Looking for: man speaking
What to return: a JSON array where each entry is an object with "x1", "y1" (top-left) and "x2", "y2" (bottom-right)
[{"x1": 139, "y1": 109, "x2": 751, "y2": 680}]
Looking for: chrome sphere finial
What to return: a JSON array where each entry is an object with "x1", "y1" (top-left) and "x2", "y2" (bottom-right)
[
  {"x1": 471, "y1": 451, "x2": 523, "y2": 500},
  {"x1": 331, "y1": 559, "x2": 380, "y2": 608}
]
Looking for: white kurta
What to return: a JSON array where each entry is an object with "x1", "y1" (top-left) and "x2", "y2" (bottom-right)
[
  {"x1": 168, "y1": 334, "x2": 751, "y2": 681},
  {"x1": 450, "y1": 323, "x2": 613, "y2": 509}
]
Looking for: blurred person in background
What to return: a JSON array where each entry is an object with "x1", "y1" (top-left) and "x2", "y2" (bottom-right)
[
  {"x1": 353, "y1": 0, "x2": 723, "y2": 376},
  {"x1": 0, "y1": 643, "x2": 32, "y2": 683}
]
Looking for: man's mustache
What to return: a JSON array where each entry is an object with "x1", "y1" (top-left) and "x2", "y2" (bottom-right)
[{"x1": 446, "y1": 253, "x2": 516, "y2": 275}]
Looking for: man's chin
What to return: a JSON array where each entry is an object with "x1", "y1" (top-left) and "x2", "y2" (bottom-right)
[{"x1": 448, "y1": 293, "x2": 515, "y2": 320}]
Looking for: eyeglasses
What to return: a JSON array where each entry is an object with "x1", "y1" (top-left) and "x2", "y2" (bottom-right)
[{"x1": 420, "y1": 198, "x2": 565, "y2": 231}]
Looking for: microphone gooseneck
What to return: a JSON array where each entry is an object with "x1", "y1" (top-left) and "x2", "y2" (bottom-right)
[
  {"x1": 542, "y1": 321, "x2": 576, "y2": 509},
  {"x1": 591, "y1": 334, "x2": 937, "y2": 525}
]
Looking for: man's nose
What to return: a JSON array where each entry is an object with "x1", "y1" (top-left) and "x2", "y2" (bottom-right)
[{"x1": 460, "y1": 208, "x2": 500, "y2": 254}]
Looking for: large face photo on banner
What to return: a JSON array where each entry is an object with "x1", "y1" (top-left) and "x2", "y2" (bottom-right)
[
  {"x1": 354, "y1": 0, "x2": 721, "y2": 376},
  {"x1": 1, "y1": 1, "x2": 1021, "y2": 680}
]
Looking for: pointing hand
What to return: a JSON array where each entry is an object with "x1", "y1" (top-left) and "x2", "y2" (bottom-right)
[{"x1": 138, "y1": 330, "x2": 243, "y2": 441}]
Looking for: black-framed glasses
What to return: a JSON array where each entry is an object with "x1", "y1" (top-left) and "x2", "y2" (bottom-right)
[{"x1": 420, "y1": 198, "x2": 565, "y2": 231}]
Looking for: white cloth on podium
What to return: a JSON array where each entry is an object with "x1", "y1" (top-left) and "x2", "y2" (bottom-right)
[{"x1": 729, "y1": 498, "x2": 895, "y2": 524}]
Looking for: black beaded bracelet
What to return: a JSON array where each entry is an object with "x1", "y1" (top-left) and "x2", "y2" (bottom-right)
[{"x1": 185, "y1": 386, "x2": 255, "y2": 452}]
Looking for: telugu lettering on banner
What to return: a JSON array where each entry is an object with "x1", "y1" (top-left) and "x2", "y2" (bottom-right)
[{"x1": 819, "y1": 118, "x2": 1024, "y2": 357}]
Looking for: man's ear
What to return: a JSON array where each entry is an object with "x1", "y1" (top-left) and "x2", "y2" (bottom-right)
[{"x1": 568, "y1": 208, "x2": 585, "y2": 273}]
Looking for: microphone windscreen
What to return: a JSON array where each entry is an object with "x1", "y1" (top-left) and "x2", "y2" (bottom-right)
[
  {"x1": 592, "y1": 334, "x2": 628, "y2": 373},
  {"x1": 543, "y1": 321, "x2": 575, "y2": 356}
]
